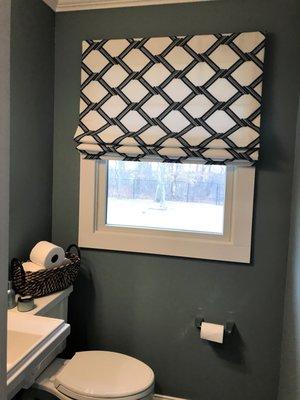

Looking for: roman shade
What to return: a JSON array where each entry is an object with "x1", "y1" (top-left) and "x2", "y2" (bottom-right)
[{"x1": 74, "y1": 32, "x2": 265, "y2": 165}]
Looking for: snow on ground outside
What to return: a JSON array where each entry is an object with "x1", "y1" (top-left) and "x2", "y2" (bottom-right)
[{"x1": 106, "y1": 198, "x2": 224, "y2": 234}]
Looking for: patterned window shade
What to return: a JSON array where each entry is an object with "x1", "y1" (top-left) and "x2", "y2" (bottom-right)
[{"x1": 75, "y1": 32, "x2": 265, "y2": 165}]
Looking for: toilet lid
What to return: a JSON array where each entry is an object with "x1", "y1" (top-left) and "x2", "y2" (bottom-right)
[{"x1": 54, "y1": 351, "x2": 155, "y2": 400}]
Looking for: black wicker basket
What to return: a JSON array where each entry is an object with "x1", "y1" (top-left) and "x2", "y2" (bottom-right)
[{"x1": 11, "y1": 244, "x2": 81, "y2": 298}]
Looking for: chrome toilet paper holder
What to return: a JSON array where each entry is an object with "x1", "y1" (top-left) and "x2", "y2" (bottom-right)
[{"x1": 195, "y1": 317, "x2": 235, "y2": 335}]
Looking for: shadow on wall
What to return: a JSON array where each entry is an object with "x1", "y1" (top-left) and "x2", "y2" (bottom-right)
[{"x1": 210, "y1": 328, "x2": 248, "y2": 372}]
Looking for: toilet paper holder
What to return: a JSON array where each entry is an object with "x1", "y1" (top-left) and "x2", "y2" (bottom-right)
[{"x1": 195, "y1": 317, "x2": 235, "y2": 335}]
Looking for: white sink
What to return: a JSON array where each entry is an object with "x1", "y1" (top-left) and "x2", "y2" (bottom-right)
[{"x1": 7, "y1": 312, "x2": 70, "y2": 399}]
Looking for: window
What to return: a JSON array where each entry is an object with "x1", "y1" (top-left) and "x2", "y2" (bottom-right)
[
  {"x1": 106, "y1": 161, "x2": 226, "y2": 235},
  {"x1": 79, "y1": 158, "x2": 255, "y2": 263}
]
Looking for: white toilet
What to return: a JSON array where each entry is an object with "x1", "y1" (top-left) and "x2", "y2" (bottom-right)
[
  {"x1": 30, "y1": 289, "x2": 155, "y2": 400},
  {"x1": 35, "y1": 351, "x2": 154, "y2": 400}
]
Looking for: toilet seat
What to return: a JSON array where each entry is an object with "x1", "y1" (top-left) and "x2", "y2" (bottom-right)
[{"x1": 46, "y1": 351, "x2": 154, "y2": 400}]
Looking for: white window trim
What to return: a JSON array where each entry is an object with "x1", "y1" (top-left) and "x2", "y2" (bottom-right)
[{"x1": 78, "y1": 157, "x2": 255, "y2": 263}]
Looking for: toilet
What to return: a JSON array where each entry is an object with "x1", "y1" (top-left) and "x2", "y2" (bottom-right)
[
  {"x1": 29, "y1": 289, "x2": 155, "y2": 400},
  {"x1": 35, "y1": 351, "x2": 155, "y2": 400}
]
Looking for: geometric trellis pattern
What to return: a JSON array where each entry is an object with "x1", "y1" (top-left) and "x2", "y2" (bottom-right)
[{"x1": 74, "y1": 32, "x2": 265, "y2": 165}]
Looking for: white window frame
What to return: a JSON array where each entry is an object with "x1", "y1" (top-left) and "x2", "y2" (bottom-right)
[{"x1": 78, "y1": 157, "x2": 255, "y2": 263}]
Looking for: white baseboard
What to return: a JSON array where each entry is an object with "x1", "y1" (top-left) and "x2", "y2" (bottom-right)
[{"x1": 154, "y1": 395, "x2": 187, "y2": 400}]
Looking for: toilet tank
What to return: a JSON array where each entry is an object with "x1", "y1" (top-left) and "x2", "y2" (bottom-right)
[{"x1": 34, "y1": 286, "x2": 73, "y2": 321}]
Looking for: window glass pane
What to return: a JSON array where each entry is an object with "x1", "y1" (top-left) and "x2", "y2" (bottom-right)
[{"x1": 106, "y1": 161, "x2": 226, "y2": 234}]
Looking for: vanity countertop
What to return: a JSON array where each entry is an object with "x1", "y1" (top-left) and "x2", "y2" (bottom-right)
[
  {"x1": 7, "y1": 287, "x2": 72, "y2": 399},
  {"x1": 8, "y1": 286, "x2": 73, "y2": 316}
]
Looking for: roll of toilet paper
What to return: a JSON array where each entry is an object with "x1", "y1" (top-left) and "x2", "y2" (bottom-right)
[
  {"x1": 30, "y1": 241, "x2": 65, "y2": 268},
  {"x1": 200, "y1": 322, "x2": 224, "y2": 344},
  {"x1": 23, "y1": 261, "x2": 44, "y2": 273}
]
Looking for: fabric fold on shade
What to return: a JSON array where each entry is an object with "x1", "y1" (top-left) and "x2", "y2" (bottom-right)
[{"x1": 74, "y1": 32, "x2": 265, "y2": 165}]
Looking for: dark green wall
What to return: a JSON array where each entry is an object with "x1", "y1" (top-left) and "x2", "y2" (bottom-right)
[
  {"x1": 52, "y1": 1, "x2": 300, "y2": 399},
  {"x1": 10, "y1": 0, "x2": 55, "y2": 259},
  {"x1": 278, "y1": 99, "x2": 300, "y2": 400}
]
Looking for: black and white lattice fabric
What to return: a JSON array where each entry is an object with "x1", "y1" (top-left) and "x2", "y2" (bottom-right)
[{"x1": 74, "y1": 32, "x2": 265, "y2": 165}]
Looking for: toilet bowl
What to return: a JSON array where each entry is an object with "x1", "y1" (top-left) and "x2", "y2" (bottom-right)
[{"x1": 34, "y1": 351, "x2": 155, "y2": 400}]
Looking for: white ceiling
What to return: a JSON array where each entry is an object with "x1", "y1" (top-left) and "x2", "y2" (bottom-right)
[{"x1": 42, "y1": 0, "x2": 211, "y2": 12}]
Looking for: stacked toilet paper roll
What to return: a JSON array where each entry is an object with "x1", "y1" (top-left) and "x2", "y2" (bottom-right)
[
  {"x1": 22, "y1": 261, "x2": 44, "y2": 273},
  {"x1": 23, "y1": 241, "x2": 66, "y2": 273}
]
